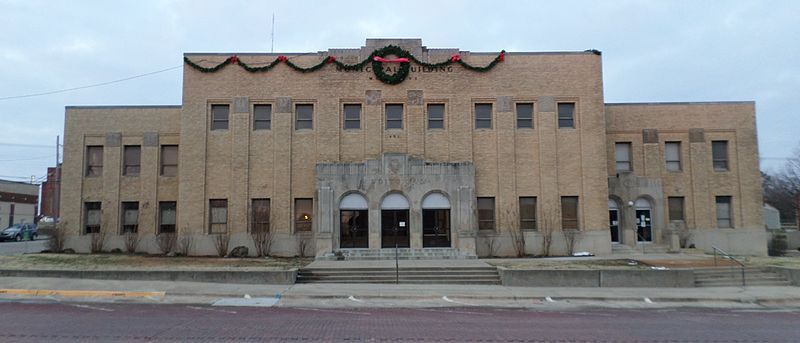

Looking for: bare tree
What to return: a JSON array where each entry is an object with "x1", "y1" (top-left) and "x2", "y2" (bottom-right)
[
  {"x1": 539, "y1": 210, "x2": 558, "y2": 257},
  {"x1": 213, "y1": 232, "x2": 230, "y2": 257},
  {"x1": 481, "y1": 235, "x2": 499, "y2": 258},
  {"x1": 502, "y1": 207, "x2": 526, "y2": 258},
  {"x1": 89, "y1": 229, "x2": 106, "y2": 254},
  {"x1": 177, "y1": 234, "x2": 194, "y2": 256},
  {"x1": 156, "y1": 233, "x2": 177, "y2": 255},
  {"x1": 251, "y1": 227, "x2": 273, "y2": 257},
  {"x1": 47, "y1": 220, "x2": 67, "y2": 253},
  {"x1": 562, "y1": 229, "x2": 582, "y2": 256},
  {"x1": 297, "y1": 238, "x2": 310, "y2": 258},
  {"x1": 123, "y1": 232, "x2": 140, "y2": 254}
]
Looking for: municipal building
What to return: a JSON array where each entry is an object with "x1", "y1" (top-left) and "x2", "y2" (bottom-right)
[{"x1": 60, "y1": 39, "x2": 767, "y2": 257}]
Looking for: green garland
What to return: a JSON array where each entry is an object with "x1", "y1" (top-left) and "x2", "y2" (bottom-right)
[{"x1": 184, "y1": 45, "x2": 506, "y2": 85}]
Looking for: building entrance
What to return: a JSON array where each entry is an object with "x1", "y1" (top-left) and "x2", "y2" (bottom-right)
[
  {"x1": 423, "y1": 209, "x2": 450, "y2": 247},
  {"x1": 635, "y1": 198, "x2": 653, "y2": 242},
  {"x1": 381, "y1": 210, "x2": 410, "y2": 248}
]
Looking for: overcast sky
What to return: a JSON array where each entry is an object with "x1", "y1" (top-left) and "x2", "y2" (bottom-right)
[{"x1": 1, "y1": 0, "x2": 798, "y2": 184}]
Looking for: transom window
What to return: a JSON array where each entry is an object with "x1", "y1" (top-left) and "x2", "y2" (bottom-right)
[{"x1": 385, "y1": 104, "x2": 403, "y2": 129}]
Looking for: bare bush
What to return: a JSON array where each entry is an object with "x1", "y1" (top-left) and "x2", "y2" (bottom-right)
[
  {"x1": 47, "y1": 220, "x2": 67, "y2": 252},
  {"x1": 156, "y1": 233, "x2": 177, "y2": 255},
  {"x1": 481, "y1": 235, "x2": 499, "y2": 258},
  {"x1": 562, "y1": 229, "x2": 582, "y2": 256},
  {"x1": 123, "y1": 232, "x2": 140, "y2": 254},
  {"x1": 501, "y1": 207, "x2": 526, "y2": 258},
  {"x1": 251, "y1": 228, "x2": 273, "y2": 257},
  {"x1": 539, "y1": 211, "x2": 558, "y2": 257},
  {"x1": 90, "y1": 230, "x2": 106, "y2": 253},
  {"x1": 297, "y1": 238, "x2": 310, "y2": 257},
  {"x1": 213, "y1": 232, "x2": 230, "y2": 257},
  {"x1": 177, "y1": 235, "x2": 194, "y2": 256}
]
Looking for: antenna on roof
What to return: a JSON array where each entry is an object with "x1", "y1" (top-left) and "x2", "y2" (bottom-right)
[{"x1": 271, "y1": 13, "x2": 275, "y2": 53}]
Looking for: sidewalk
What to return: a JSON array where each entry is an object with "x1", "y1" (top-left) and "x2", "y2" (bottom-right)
[{"x1": 1, "y1": 276, "x2": 799, "y2": 309}]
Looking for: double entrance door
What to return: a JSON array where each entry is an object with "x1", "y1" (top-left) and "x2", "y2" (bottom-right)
[
  {"x1": 422, "y1": 209, "x2": 450, "y2": 248},
  {"x1": 381, "y1": 210, "x2": 410, "y2": 248}
]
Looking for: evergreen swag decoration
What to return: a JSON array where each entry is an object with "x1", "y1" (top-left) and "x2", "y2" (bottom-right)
[{"x1": 184, "y1": 45, "x2": 506, "y2": 85}]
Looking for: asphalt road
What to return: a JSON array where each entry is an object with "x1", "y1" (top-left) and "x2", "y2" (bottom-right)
[
  {"x1": 0, "y1": 238, "x2": 48, "y2": 255},
  {"x1": 0, "y1": 302, "x2": 797, "y2": 342}
]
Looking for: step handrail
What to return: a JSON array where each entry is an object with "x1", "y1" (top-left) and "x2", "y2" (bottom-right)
[{"x1": 711, "y1": 245, "x2": 745, "y2": 287}]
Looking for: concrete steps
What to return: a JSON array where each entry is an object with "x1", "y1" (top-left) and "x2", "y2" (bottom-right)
[
  {"x1": 297, "y1": 266, "x2": 501, "y2": 285},
  {"x1": 324, "y1": 248, "x2": 477, "y2": 260},
  {"x1": 694, "y1": 267, "x2": 791, "y2": 287}
]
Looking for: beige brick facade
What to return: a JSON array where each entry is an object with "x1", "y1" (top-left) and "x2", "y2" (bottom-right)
[{"x1": 60, "y1": 39, "x2": 766, "y2": 257}]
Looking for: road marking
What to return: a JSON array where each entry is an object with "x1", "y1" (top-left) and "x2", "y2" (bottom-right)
[
  {"x1": 294, "y1": 307, "x2": 371, "y2": 316},
  {"x1": 187, "y1": 306, "x2": 237, "y2": 314},
  {"x1": 644, "y1": 297, "x2": 654, "y2": 304},
  {"x1": 442, "y1": 296, "x2": 476, "y2": 306},
  {"x1": 348, "y1": 295, "x2": 364, "y2": 303},
  {"x1": 71, "y1": 304, "x2": 114, "y2": 312},
  {"x1": 415, "y1": 308, "x2": 490, "y2": 315},
  {"x1": 545, "y1": 296, "x2": 556, "y2": 303}
]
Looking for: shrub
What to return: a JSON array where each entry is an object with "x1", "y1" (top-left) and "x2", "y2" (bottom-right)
[{"x1": 768, "y1": 233, "x2": 788, "y2": 257}]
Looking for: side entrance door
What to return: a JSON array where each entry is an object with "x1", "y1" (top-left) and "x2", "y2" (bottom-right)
[
  {"x1": 635, "y1": 209, "x2": 653, "y2": 242},
  {"x1": 381, "y1": 210, "x2": 410, "y2": 248},
  {"x1": 609, "y1": 209, "x2": 620, "y2": 243}
]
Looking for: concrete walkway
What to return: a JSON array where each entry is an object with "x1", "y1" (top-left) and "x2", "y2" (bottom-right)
[
  {"x1": 1, "y1": 276, "x2": 798, "y2": 309},
  {"x1": 306, "y1": 259, "x2": 493, "y2": 269}
]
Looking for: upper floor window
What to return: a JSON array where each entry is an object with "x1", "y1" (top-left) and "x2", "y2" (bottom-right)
[
  {"x1": 427, "y1": 104, "x2": 445, "y2": 130},
  {"x1": 85, "y1": 146, "x2": 103, "y2": 177},
  {"x1": 209, "y1": 199, "x2": 228, "y2": 234},
  {"x1": 211, "y1": 104, "x2": 229, "y2": 130},
  {"x1": 712, "y1": 140, "x2": 729, "y2": 171},
  {"x1": 295, "y1": 104, "x2": 314, "y2": 130},
  {"x1": 665, "y1": 142, "x2": 682, "y2": 172},
  {"x1": 343, "y1": 104, "x2": 361, "y2": 130},
  {"x1": 516, "y1": 103, "x2": 534, "y2": 129},
  {"x1": 477, "y1": 197, "x2": 495, "y2": 230},
  {"x1": 519, "y1": 196, "x2": 537, "y2": 230},
  {"x1": 615, "y1": 142, "x2": 632, "y2": 172},
  {"x1": 716, "y1": 196, "x2": 732, "y2": 228},
  {"x1": 557, "y1": 103, "x2": 575, "y2": 128},
  {"x1": 160, "y1": 145, "x2": 178, "y2": 177},
  {"x1": 474, "y1": 103, "x2": 492, "y2": 129},
  {"x1": 123, "y1": 145, "x2": 141, "y2": 176},
  {"x1": 561, "y1": 196, "x2": 579, "y2": 230},
  {"x1": 385, "y1": 104, "x2": 403, "y2": 130},
  {"x1": 254, "y1": 104, "x2": 272, "y2": 130}
]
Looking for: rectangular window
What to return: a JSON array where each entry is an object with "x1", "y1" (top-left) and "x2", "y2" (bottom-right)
[
  {"x1": 123, "y1": 145, "x2": 141, "y2": 176},
  {"x1": 295, "y1": 104, "x2": 314, "y2": 130},
  {"x1": 343, "y1": 104, "x2": 361, "y2": 130},
  {"x1": 211, "y1": 104, "x2": 229, "y2": 130},
  {"x1": 668, "y1": 197, "x2": 685, "y2": 221},
  {"x1": 85, "y1": 146, "x2": 103, "y2": 177},
  {"x1": 121, "y1": 202, "x2": 139, "y2": 233},
  {"x1": 665, "y1": 142, "x2": 682, "y2": 171},
  {"x1": 160, "y1": 145, "x2": 178, "y2": 176},
  {"x1": 253, "y1": 104, "x2": 272, "y2": 130},
  {"x1": 474, "y1": 103, "x2": 492, "y2": 129},
  {"x1": 159, "y1": 201, "x2": 177, "y2": 233},
  {"x1": 561, "y1": 196, "x2": 579, "y2": 230},
  {"x1": 615, "y1": 142, "x2": 632, "y2": 172},
  {"x1": 251, "y1": 198, "x2": 270, "y2": 233},
  {"x1": 519, "y1": 196, "x2": 537, "y2": 231},
  {"x1": 209, "y1": 199, "x2": 228, "y2": 233},
  {"x1": 427, "y1": 104, "x2": 445, "y2": 130},
  {"x1": 716, "y1": 196, "x2": 733, "y2": 228},
  {"x1": 558, "y1": 103, "x2": 575, "y2": 128},
  {"x1": 516, "y1": 103, "x2": 534, "y2": 129},
  {"x1": 477, "y1": 197, "x2": 495, "y2": 230},
  {"x1": 712, "y1": 140, "x2": 729, "y2": 171},
  {"x1": 84, "y1": 202, "x2": 101, "y2": 234},
  {"x1": 294, "y1": 198, "x2": 313, "y2": 232},
  {"x1": 385, "y1": 104, "x2": 403, "y2": 129}
]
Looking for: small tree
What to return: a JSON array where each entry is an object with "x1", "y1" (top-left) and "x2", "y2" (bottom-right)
[
  {"x1": 297, "y1": 238, "x2": 310, "y2": 258},
  {"x1": 213, "y1": 232, "x2": 230, "y2": 257},
  {"x1": 539, "y1": 211, "x2": 557, "y2": 257},
  {"x1": 90, "y1": 229, "x2": 106, "y2": 253},
  {"x1": 177, "y1": 234, "x2": 194, "y2": 256},
  {"x1": 123, "y1": 232, "x2": 140, "y2": 254},
  {"x1": 562, "y1": 229, "x2": 582, "y2": 256},
  {"x1": 156, "y1": 233, "x2": 177, "y2": 255},
  {"x1": 502, "y1": 207, "x2": 526, "y2": 258},
  {"x1": 47, "y1": 220, "x2": 67, "y2": 253},
  {"x1": 251, "y1": 227, "x2": 273, "y2": 257}
]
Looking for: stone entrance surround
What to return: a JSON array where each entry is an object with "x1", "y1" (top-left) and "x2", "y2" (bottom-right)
[{"x1": 315, "y1": 154, "x2": 477, "y2": 258}]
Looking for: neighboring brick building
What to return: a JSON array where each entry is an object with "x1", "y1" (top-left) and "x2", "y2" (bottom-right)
[
  {"x1": 0, "y1": 179, "x2": 39, "y2": 229},
  {"x1": 60, "y1": 39, "x2": 766, "y2": 257},
  {"x1": 40, "y1": 164, "x2": 61, "y2": 218}
]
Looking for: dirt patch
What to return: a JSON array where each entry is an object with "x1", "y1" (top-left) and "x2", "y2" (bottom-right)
[
  {"x1": 0, "y1": 254, "x2": 312, "y2": 271},
  {"x1": 484, "y1": 258, "x2": 649, "y2": 270}
]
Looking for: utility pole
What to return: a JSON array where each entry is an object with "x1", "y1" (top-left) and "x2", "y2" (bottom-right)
[
  {"x1": 271, "y1": 13, "x2": 275, "y2": 53},
  {"x1": 54, "y1": 135, "x2": 60, "y2": 219}
]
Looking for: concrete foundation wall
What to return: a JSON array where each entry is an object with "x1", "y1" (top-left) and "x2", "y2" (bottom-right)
[
  {"x1": 0, "y1": 268, "x2": 297, "y2": 285},
  {"x1": 688, "y1": 228, "x2": 767, "y2": 256},
  {"x1": 499, "y1": 268, "x2": 695, "y2": 287}
]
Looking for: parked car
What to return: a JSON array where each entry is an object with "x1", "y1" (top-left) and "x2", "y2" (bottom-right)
[{"x1": 0, "y1": 223, "x2": 38, "y2": 242}]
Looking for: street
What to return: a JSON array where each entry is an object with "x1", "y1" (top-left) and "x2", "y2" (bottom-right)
[
  {"x1": 0, "y1": 302, "x2": 797, "y2": 342},
  {"x1": 0, "y1": 239, "x2": 48, "y2": 255}
]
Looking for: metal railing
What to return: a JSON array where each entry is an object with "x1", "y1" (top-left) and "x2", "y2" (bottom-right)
[{"x1": 712, "y1": 245, "x2": 746, "y2": 287}]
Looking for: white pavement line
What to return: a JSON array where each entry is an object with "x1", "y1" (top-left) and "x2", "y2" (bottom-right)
[
  {"x1": 644, "y1": 297, "x2": 654, "y2": 304},
  {"x1": 187, "y1": 306, "x2": 237, "y2": 314},
  {"x1": 545, "y1": 296, "x2": 556, "y2": 303},
  {"x1": 294, "y1": 307, "x2": 371, "y2": 316},
  {"x1": 415, "y1": 308, "x2": 490, "y2": 315},
  {"x1": 71, "y1": 304, "x2": 114, "y2": 312},
  {"x1": 348, "y1": 295, "x2": 364, "y2": 303},
  {"x1": 442, "y1": 296, "x2": 477, "y2": 306}
]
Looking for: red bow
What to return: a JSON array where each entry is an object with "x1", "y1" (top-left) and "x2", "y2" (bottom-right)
[
  {"x1": 499, "y1": 51, "x2": 505, "y2": 62},
  {"x1": 450, "y1": 54, "x2": 461, "y2": 62},
  {"x1": 230, "y1": 55, "x2": 238, "y2": 64},
  {"x1": 373, "y1": 56, "x2": 409, "y2": 63},
  {"x1": 327, "y1": 56, "x2": 336, "y2": 64},
  {"x1": 277, "y1": 55, "x2": 288, "y2": 62}
]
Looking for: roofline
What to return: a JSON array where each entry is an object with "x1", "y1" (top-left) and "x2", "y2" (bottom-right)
[
  {"x1": 605, "y1": 101, "x2": 755, "y2": 106},
  {"x1": 0, "y1": 179, "x2": 39, "y2": 187},
  {"x1": 183, "y1": 51, "x2": 599, "y2": 57},
  {"x1": 65, "y1": 105, "x2": 181, "y2": 109}
]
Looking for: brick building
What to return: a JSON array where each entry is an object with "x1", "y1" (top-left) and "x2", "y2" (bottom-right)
[
  {"x1": 40, "y1": 165, "x2": 61, "y2": 218},
  {"x1": 0, "y1": 179, "x2": 39, "y2": 229},
  {"x1": 60, "y1": 39, "x2": 766, "y2": 257}
]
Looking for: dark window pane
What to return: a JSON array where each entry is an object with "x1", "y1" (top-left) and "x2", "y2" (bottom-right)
[
  {"x1": 558, "y1": 103, "x2": 575, "y2": 128},
  {"x1": 477, "y1": 197, "x2": 495, "y2": 230},
  {"x1": 252, "y1": 199, "x2": 270, "y2": 233},
  {"x1": 295, "y1": 104, "x2": 314, "y2": 130},
  {"x1": 427, "y1": 104, "x2": 445, "y2": 130},
  {"x1": 86, "y1": 146, "x2": 103, "y2": 177},
  {"x1": 84, "y1": 202, "x2": 102, "y2": 234},
  {"x1": 519, "y1": 197, "x2": 537, "y2": 230},
  {"x1": 475, "y1": 104, "x2": 492, "y2": 129},
  {"x1": 665, "y1": 142, "x2": 681, "y2": 171},
  {"x1": 344, "y1": 104, "x2": 361, "y2": 130},
  {"x1": 211, "y1": 104, "x2": 229, "y2": 130},
  {"x1": 209, "y1": 199, "x2": 228, "y2": 233},
  {"x1": 615, "y1": 143, "x2": 632, "y2": 172},
  {"x1": 295, "y1": 198, "x2": 313, "y2": 232},
  {"x1": 254, "y1": 104, "x2": 271, "y2": 130},
  {"x1": 516, "y1": 103, "x2": 534, "y2": 129},
  {"x1": 160, "y1": 145, "x2": 179, "y2": 176},
  {"x1": 561, "y1": 196, "x2": 579, "y2": 230},
  {"x1": 123, "y1": 146, "x2": 141, "y2": 176},
  {"x1": 712, "y1": 141, "x2": 728, "y2": 171},
  {"x1": 716, "y1": 196, "x2": 732, "y2": 228},
  {"x1": 668, "y1": 197, "x2": 685, "y2": 221},
  {"x1": 386, "y1": 104, "x2": 403, "y2": 129}
]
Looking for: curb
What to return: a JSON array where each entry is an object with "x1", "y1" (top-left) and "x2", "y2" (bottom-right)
[{"x1": 0, "y1": 288, "x2": 165, "y2": 298}]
